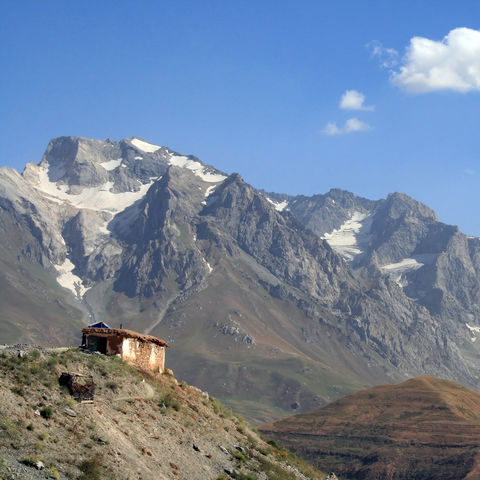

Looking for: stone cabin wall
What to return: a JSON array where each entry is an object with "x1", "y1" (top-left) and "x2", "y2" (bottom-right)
[
  {"x1": 121, "y1": 337, "x2": 165, "y2": 373},
  {"x1": 106, "y1": 334, "x2": 123, "y2": 355},
  {"x1": 83, "y1": 331, "x2": 166, "y2": 373}
]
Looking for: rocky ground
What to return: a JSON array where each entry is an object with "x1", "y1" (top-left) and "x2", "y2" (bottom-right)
[{"x1": 0, "y1": 347, "x2": 327, "y2": 480}]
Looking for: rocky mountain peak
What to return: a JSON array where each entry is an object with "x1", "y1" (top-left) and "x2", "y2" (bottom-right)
[{"x1": 380, "y1": 192, "x2": 437, "y2": 222}]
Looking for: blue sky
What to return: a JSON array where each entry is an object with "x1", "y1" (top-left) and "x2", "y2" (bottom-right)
[{"x1": 2, "y1": 1, "x2": 480, "y2": 234}]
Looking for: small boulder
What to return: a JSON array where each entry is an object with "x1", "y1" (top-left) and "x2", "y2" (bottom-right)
[{"x1": 63, "y1": 407, "x2": 77, "y2": 417}]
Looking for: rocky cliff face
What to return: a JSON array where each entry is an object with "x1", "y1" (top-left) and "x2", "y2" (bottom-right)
[{"x1": 1, "y1": 136, "x2": 479, "y2": 422}]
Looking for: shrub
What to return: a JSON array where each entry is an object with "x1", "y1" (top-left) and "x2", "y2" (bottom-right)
[
  {"x1": 267, "y1": 439, "x2": 280, "y2": 449},
  {"x1": 106, "y1": 381, "x2": 118, "y2": 392},
  {"x1": 159, "y1": 393, "x2": 180, "y2": 411},
  {"x1": 30, "y1": 364, "x2": 40, "y2": 374},
  {"x1": 78, "y1": 456, "x2": 103, "y2": 480},
  {"x1": 10, "y1": 386, "x2": 24, "y2": 396},
  {"x1": 0, "y1": 417, "x2": 21, "y2": 438},
  {"x1": 40, "y1": 406, "x2": 53, "y2": 419},
  {"x1": 29, "y1": 349, "x2": 40, "y2": 360},
  {"x1": 211, "y1": 399, "x2": 222, "y2": 414},
  {"x1": 46, "y1": 356, "x2": 59, "y2": 368},
  {"x1": 231, "y1": 473, "x2": 257, "y2": 480},
  {"x1": 47, "y1": 466, "x2": 60, "y2": 479},
  {"x1": 234, "y1": 452, "x2": 247, "y2": 464}
]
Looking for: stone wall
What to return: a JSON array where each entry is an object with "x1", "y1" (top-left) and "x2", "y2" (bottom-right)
[
  {"x1": 106, "y1": 334, "x2": 123, "y2": 355},
  {"x1": 121, "y1": 337, "x2": 165, "y2": 373}
]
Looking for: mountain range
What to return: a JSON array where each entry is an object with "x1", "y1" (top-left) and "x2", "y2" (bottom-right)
[{"x1": 1, "y1": 136, "x2": 479, "y2": 422}]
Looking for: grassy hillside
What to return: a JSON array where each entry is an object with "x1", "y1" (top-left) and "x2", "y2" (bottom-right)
[{"x1": 0, "y1": 347, "x2": 327, "y2": 480}]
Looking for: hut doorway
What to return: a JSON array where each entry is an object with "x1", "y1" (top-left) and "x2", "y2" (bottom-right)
[{"x1": 86, "y1": 336, "x2": 107, "y2": 354}]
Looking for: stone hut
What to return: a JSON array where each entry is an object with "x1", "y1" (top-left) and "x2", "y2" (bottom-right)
[{"x1": 81, "y1": 326, "x2": 168, "y2": 373}]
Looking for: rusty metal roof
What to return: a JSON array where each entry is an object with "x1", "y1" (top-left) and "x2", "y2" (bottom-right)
[{"x1": 82, "y1": 327, "x2": 169, "y2": 347}]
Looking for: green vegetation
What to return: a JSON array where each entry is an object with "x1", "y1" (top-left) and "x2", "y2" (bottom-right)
[
  {"x1": 267, "y1": 439, "x2": 279, "y2": 448},
  {"x1": 40, "y1": 406, "x2": 54, "y2": 419},
  {"x1": 234, "y1": 451, "x2": 248, "y2": 464},
  {"x1": 10, "y1": 385, "x2": 24, "y2": 396},
  {"x1": 0, "y1": 416, "x2": 22, "y2": 441},
  {"x1": 255, "y1": 456, "x2": 298, "y2": 480},
  {"x1": 106, "y1": 380, "x2": 118, "y2": 392},
  {"x1": 231, "y1": 473, "x2": 257, "y2": 480},
  {"x1": 211, "y1": 397, "x2": 222, "y2": 414},
  {"x1": 158, "y1": 392, "x2": 180, "y2": 411},
  {"x1": 78, "y1": 456, "x2": 103, "y2": 480},
  {"x1": 46, "y1": 466, "x2": 61, "y2": 479}
]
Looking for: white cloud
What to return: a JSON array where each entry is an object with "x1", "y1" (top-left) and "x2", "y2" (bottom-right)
[
  {"x1": 323, "y1": 122, "x2": 342, "y2": 136},
  {"x1": 339, "y1": 90, "x2": 374, "y2": 111},
  {"x1": 391, "y1": 27, "x2": 480, "y2": 93},
  {"x1": 344, "y1": 118, "x2": 371, "y2": 133},
  {"x1": 463, "y1": 168, "x2": 476, "y2": 175},
  {"x1": 322, "y1": 118, "x2": 372, "y2": 136},
  {"x1": 368, "y1": 40, "x2": 399, "y2": 68}
]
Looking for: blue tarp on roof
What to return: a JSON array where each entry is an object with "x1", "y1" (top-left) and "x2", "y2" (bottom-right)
[{"x1": 88, "y1": 321, "x2": 111, "y2": 329}]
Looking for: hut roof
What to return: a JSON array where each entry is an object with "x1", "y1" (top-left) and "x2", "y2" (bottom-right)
[
  {"x1": 82, "y1": 327, "x2": 169, "y2": 347},
  {"x1": 88, "y1": 321, "x2": 111, "y2": 329}
]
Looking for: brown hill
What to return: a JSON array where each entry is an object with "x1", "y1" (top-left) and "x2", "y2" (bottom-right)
[{"x1": 260, "y1": 376, "x2": 480, "y2": 480}]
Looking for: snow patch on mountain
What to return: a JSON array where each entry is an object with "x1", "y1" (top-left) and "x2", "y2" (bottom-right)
[
  {"x1": 380, "y1": 254, "x2": 437, "y2": 287},
  {"x1": 54, "y1": 258, "x2": 90, "y2": 298},
  {"x1": 466, "y1": 323, "x2": 480, "y2": 342},
  {"x1": 202, "y1": 186, "x2": 218, "y2": 205},
  {"x1": 380, "y1": 258, "x2": 424, "y2": 287},
  {"x1": 381, "y1": 258, "x2": 424, "y2": 273},
  {"x1": 33, "y1": 165, "x2": 155, "y2": 213},
  {"x1": 266, "y1": 197, "x2": 289, "y2": 212},
  {"x1": 169, "y1": 155, "x2": 227, "y2": 183},
  {"x1": 130, "y1": 138, "x2": 161, "y2": 153},
  {"x1": 205, "y1": 186, "x2": 216, "y2": 198},
  {"x1": 322, "y1": 211, "x2": 373, "y2": 262},
  {"x1": 101, "y1": 158, "x2": 122, "y2": 171}
]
